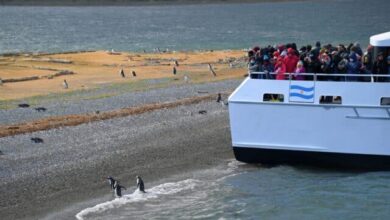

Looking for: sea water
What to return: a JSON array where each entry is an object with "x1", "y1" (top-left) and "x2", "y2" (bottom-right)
[
  {"x1": 0, "y1": 0, "x2": 389, "y2": 54},
  {"x1": 76, "y1": 160, "x2": 390, "y2": 220},
  {"x1": 2, "y1": 0, "x2": 390, "y2": 219}
]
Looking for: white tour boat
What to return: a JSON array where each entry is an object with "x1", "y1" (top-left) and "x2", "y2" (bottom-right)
[{"x1": 228, "y1": 32, "x2": 390, "y2": 169}]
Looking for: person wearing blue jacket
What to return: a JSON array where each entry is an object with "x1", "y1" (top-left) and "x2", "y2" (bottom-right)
[{"x1": 346, "y1": 52, "x2": 361, "y2": 81}]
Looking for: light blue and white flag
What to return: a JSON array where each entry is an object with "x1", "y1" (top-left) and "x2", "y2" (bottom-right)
[{"x1": 289, "y1": 81, "x2": 315, "y2": 103}]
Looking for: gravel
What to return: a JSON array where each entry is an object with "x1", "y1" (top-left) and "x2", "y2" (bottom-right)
[
  {"x1": 0, "y1": 80, "x2": 237, "y2": 220},
  {"x1": 0, "y1": 79, "x2": 241, "y2": 125}
]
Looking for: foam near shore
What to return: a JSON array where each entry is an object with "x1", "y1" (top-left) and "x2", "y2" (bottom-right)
[
  {"x1": 76, "y1": 179, "x2": 201, "y2": 220},
  {"x1": 0, "y1": 80, "x2": 238, "y2": 220},
  {"x1": 0, "y1": 49, "x2": 246, "y2": 220}
]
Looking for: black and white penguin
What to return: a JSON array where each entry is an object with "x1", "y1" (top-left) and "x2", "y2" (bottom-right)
[
  {"x1": 136, "y1": 176, "x2": 146, "y2": 193},
  {"x1": 106, "y1": 176, "x2": 116, "y2": 190},
  {"x1": 63, "y1": 79, "x2": 69, "y2": 89},
  {"x1": 31, "y1": 137, "x2": 44, "y2": 143},
  {"x1": 216, "y1": 93, "x2": 222, "y2": 103},
  {"x1": 174, "y1": 60, "x2": 179, "y2": 67},
  {"x1": 18, "y1": 103, "x2": 30, "y2": 108},
  {"x1": 132, "y1": 70, "x2": 137, "y2": 77},
  {"x1": 173, "y1": 66, "x2": 177, "y2": 75},
  {"x1": 35, "y1": 107, "x2": 47, "y2": 112},
  {"x1": 114, "y1": 181, "x2": 126, "y2": 197},
  {"x1": 120, "y1": 68, "x2": 125, "y2": 78}
]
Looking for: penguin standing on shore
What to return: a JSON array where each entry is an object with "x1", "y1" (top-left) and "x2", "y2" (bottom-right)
[
  {"x1": 63, "y1": 79, "x2": 68, "y2": 89},
  {"x1": 173, "y1": 66, "x2": 177, "y2": 75},
  {"x1": 216, "y1": 93, "x2": 222, "y2": 103},
  {"x1": 106, "y1": 176, "x2": 116, "y2": 190},
  {"x1": 174, "y1": 60, "x2": 179, "y2": 67},
  {"x1": 132, "y1": 70, "x2": 137, "y2": 77},
  {"x1": 136, "y1": 176, "x2": 146, "y2": 193},
  {"x1": 120, "y1": 68, "x2": 125, "y2": 78}
]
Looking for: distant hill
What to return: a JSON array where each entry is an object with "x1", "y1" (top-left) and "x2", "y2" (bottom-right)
[{"x1": 0, "y1": 0, "x2": 296, "y2": 6}]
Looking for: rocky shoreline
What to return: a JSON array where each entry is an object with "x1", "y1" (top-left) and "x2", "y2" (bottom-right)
[{"x1": 0, "y1": 79, "x2": 240, "y2": 219}]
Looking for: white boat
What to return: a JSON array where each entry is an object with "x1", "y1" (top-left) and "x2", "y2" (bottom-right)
[{"x1": 228, "y1": 32, "x2": 390, "y2": 170}]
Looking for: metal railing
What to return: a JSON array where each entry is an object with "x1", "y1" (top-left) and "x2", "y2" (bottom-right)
[{"x1": 249, "y1": 71, "x2": 390, "y2": 83}]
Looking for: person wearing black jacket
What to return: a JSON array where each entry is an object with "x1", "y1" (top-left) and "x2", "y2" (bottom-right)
[{"x1": 372, "y1": 52, "x2": 387, "y2": 82}]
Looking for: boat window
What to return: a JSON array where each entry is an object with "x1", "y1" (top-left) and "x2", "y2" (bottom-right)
[
  {"x1": 381, "y1": 97, "x2": 390, "y2": 106},
  {"x1": 320, "y1": 96, "x2": 342, "y2": 104},
  {"x1": 263, "y1": 94, "x2": 284, "y2": 102}
]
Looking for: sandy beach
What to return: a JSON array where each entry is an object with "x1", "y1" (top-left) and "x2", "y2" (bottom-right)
[
  {"x1": 0, "y1": 50, "x2": 246, "y2": 219},
  {"x1": 0, "y1": 50, "x2": 246, "y2": 101}
]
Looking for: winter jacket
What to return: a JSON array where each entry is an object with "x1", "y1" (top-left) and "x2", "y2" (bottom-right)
[
  {"x1": 275, "y1": 62, "x2": 286, "y2": 80},
  {"x1": 284, "y1": 54, "x2": 299, "y2": 73},
  {"x1": 294, "y1": 67, "x2": 306, "y2": 80}
]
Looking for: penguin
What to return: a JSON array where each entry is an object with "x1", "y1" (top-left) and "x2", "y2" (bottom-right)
[
  {"x1": 208, "y1": 64, "x2": 217, "y2": 77},
  {"x1": 18, "y1": 103, "x2": 30, "y2": 108},
  {"x1": 173, "y1": 66, "x2": 177, "y2": 75},
  {"x1": 114, "y1": 181, "x2": 126, "y2": 197},
  {"x1": 63, "y1": 79, "x2": 68, "y2": 89},
  {"x1": 136, "y1": 176, "x2": 146, "y2": 193},
  {"x1": 198, "y1": 110, "x2": 207, "y2": 114},
  {"x1": 120, "y1": 68, "x2": 125, "y2": 78},
  {"x1": 132, "y1": 70, "x2": 137, "y2": 77},
  {"x1": 106, "y1": 176, "x2": 116, "y2": 190},
  {"x1": 216, "y1": 93, "x2": 222, "y2": 103},
  {"x1": 31, "y1": 137, "x2": 44, "y2": 143},
  {"x1": 35, "y1": 107, "x2": 47, "y2": 112},
  {"x1": 174, "y1": 60, "x2": 179, "y2": 67}
]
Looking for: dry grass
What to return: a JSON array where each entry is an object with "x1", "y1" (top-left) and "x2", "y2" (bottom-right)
[
  {"x1": 0, "y1": 50, "x2": 246, "y2": 100},
  {"x1": 0, "y1": 92, "x2": 230, "y2": 137}
]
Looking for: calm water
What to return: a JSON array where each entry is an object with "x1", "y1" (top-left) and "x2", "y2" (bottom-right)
[
  {"x1": 76, "y1": 161, "x2": 390, "y2": 220},
  {"x1": 0, "y1": 0, "x2": 389, "y2": 53}
]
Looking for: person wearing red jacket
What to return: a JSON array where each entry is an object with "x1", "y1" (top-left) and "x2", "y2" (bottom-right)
[
  {"x1": 284, "y1": 48, "x2": 299, "y2": 73},
  {"x1": 275, "y1": 57, "x2": 287, "y2": 80}
]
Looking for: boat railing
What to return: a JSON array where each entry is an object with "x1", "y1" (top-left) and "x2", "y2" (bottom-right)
[{"x1": 249, "y1": 71, "x2": 390, "y2": 83}]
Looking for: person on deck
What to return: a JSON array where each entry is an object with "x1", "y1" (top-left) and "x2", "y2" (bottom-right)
[
  {"x1": 284, "y1": 48, "x2": 299, "y2": 74},
  {"x1": 275, "y1": 57, "x2": 286, "y2": 80},
  {"x1": 346, "y1": 52, "x2": 361, "y2": 81},
  {"x1": 372, "y1": 52, "x2": 387, "y2": 82},
  {"x1": 293, "y1": 61, "x2": 305, "y2": 80},
  {"x1": 262, "y1": 55, "x2": 274, "y2": 79}
]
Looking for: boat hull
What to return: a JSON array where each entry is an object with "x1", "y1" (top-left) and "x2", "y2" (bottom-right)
[{"x1": 233, "y1": 146, "x2": 390, "y2": 170}]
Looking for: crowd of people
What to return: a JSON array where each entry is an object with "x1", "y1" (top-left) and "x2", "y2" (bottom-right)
[{"x1": 248, "y1": 41, "x2": 390, "y2": 82}]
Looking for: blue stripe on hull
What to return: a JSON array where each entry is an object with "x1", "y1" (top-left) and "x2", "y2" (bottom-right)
[{"x1": 233, "y1": 147, "x2": 390, "y2": 171}]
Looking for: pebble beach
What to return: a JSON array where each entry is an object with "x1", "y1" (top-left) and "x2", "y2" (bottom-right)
[{"x1": 0, "y1": 50, "x2": 245, "y2": 219}]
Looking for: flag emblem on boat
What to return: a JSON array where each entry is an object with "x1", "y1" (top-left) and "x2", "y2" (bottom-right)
[{"x1": 289, "y1": 82, "x2": 315, "y2": 103}]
